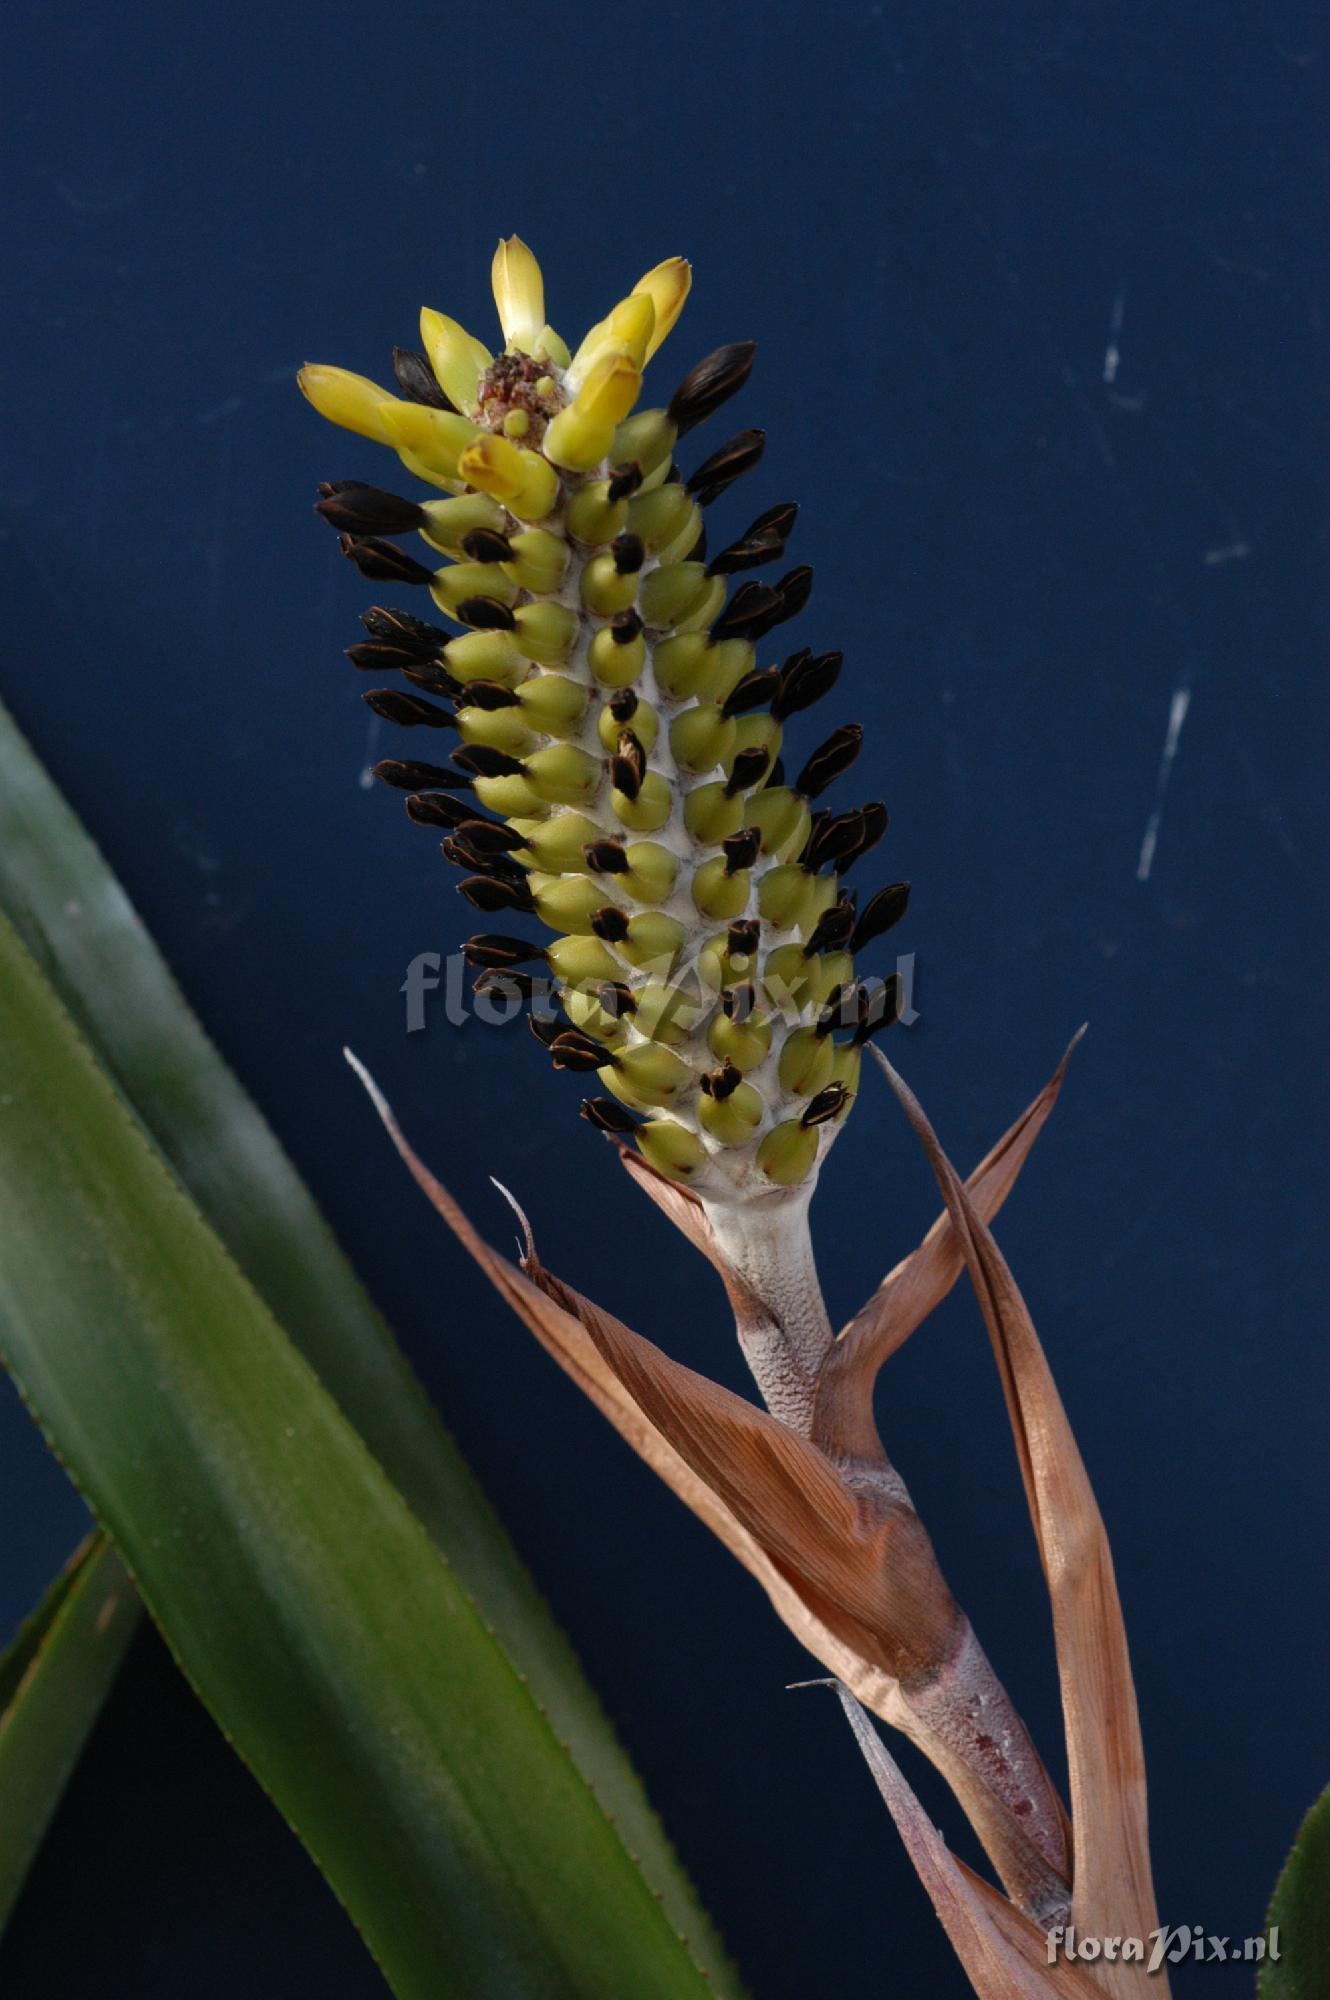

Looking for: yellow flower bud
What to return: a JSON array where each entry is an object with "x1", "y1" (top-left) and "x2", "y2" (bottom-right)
[
  {"x1": 541, "y1": 404, "x2": 614, "y2": 474},
  {"x1": 831, "y1": 1042, "x2": 862, "y2": 1101},
  {"x1": 442, "y1": 630, "x2": 524, "y2": 685},
  {"x1": 472, "y1": 772, "x2": 547, "y2": 817},
  {"x1": 758, "y1": 865, "x2": 816, "y2": 932},
  {"x1": 744, "y1": 786, "x2": 812, "y2": 859},
  {"x1": 655, "y1": 504, "x2": 706, "y2": 566},
  {"x1": 707, "y1": 640, "x2": 758, "y2": 705},
  {"x1": 514, "y1": 601, "x2": 578, "y2": 664},
  {"x1": 565, "y1": 481, "x2": 628, "y2": 547},
  {"x1": 778, "y1": 1026, "x2": 835, "y2": 1097},
  {"x1": 799, "y1": 873, "x2": 840, "y2": 938},
  {"x1": 652, "y1": 632, "x2": 717, "y2": 701},
  {"x1": 698, "y1": 931, "x2": 761, "y2": 992},
  {"x1": 429, "y1": 562, "x2": 520, "y2": 615},
  {"x1": 691, "y1": 856, "x2": 750, "y2": 921},
  {"x1": 640, "y1": 563, "x2": 711, "y2": 629},
  {"x1": 456, "y1": 706, "x2": 537, "y2": 756},
  {"x1": 524, "y1": 743, "x2": 602, "y2": 805},
  {"x1": 611, "y1": 771, "x2": 673, "y2": 832},
  {"x1": 515, "y1": 673, "x2": 589, "y2": 738},
  {"x1": 580, "y1": 554, "x2": 641, "y2": 617},
  {"x1": 418, "y1": 308, "x2": 492, "y2": 413},
  {"x1": 377, "y1": 401, "x2": 481, "y2": 479},
  {"x1": 492, "y1": 235, "x2": 545, "y2": 352},
  {"x1": 620, "y1": 841, "x2": 678, "y2": 904},
  {"x1": 611, "y1": 1042, "x2": 695, "y2": 1108},
  {"x1": 418, "y1": 493, "x2": 506, "y2": 555},
  {"x1": 598, "y1": 698, "x2": 658, "y2": 756},
  {"x1": 632, "y1": 982, "x2": 704, "y2": 1045},
  {"x1": 669, "y1": 704, "x2": 736, "y2": 775},
  {"x1": 683, "y1": 781, "x2": 745, "y2": 845},
  {"x1": 723, "y1": 713, "x2": 783, "y2": 777},
  {"x1": 515, "y1": 811, "x2": 603, "y2": 870},
  {"x1": 630, "y1": 257, "x2": 692, "y2": 358},
  {"x1": 530, "y1": 873, "x2": 613, "y2": 934},
  {"x1": 602, "y1": 292, "x2": 657, "y2": 366},
  {"x1": 589, "y1": 625, "x2": 647, "y2": 687},
  {"x1": 635, "y1": 1119, "x2": 708, "y2": 1183},
  {"x1": 811, "y1": 950, "x2": 855, "y2": 1006},
  {"x1": 673, "y1": 574, "x2": 727, "y2": 633},
  {"x1": 458, "y1": 434, "x2": 559, "y2": 520},
  {"x1": 699, "y1": 1079, "x2": 765, "y2": 1146},
  {"x1": 617, "y1": 912, "x2": 686, "y2": 970},
  {"x1": 707, "y1": 1007, "x2": 773, "y2": 1073},
  {"x1": 760, "y1": 942, "x2": 820, "y2": 1013},
  {"x1": 502, "y1": 529, "x2": 569, "y2": 595},
  {"x1": 627, "y1": 483, "x2": 697, "y2": 552},
  {"x1": 547, "y1": 936, "x2": 624, "y2": 987},
  {"x1": 297, "y1": 365, "x2": 398, "y2": 443},
  {"x1": 756, "y1": 1119, "x2": 819, "y2": 1188},
  {"x1": 563, "y1": 986, "x2": 631, "y2": 1047},
  {"x1": 532, "y1": 324, "x2": 572, "y2": 367},
  {"x1": 611, "y1": 409, "x2": 677, "y2": 478}
]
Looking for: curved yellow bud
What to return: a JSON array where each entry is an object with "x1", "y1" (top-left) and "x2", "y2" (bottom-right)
[
  {"x1": 377, "y1": 401, "x2": 480, "y2": 478},
  {"x1": 574, "y1": 351, "x2": 643, "y2": 430},
  {"x1": 297, "y1": 365, "x2": 398, "y2": 443},
  {"x1": 532, "y1": 324, "x2": 572, "y2": 367},
  {"x1": 631, "y1": 257, "x2": 691, "y2": 358},
  {"x1": 491, "y1": 235, "x2": 545, "y2": 351},
  {"x1": 418, "y1": 309, "x2": 492, "y2": 413},
  {"x1": 458, "y1": 433, "x2": 559, "y2": 520}
]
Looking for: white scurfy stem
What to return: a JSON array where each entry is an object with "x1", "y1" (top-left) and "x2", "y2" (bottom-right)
[{"x1": 700, "y1": 1179, "x2": 834, "y2": 1430}]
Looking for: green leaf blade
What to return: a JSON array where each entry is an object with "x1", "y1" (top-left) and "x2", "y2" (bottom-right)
[
  {"x1": 1262, "y1": 1781, "x2": 1330, "y2": 1999},
  {"x1": 0, "y1": 698, "x2": 741, "y2": 1995},
  {"x1": 0, "y1": 1534, "x2": 138, "y2": 1932},
  {"x1": 0, "y1": 909, "x2": 715, "y2": 2000}
]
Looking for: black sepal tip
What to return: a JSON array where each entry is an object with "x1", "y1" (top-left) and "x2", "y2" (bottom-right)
[
  {"x1": 362, "y1": 688, "x2": 455, "y2": 729},
  {"x1": 668, "y1": 341, "x2": 757, "y2": 436},
  {"x1": 851, "y1": 882, "x2": 910, "y2": 953},
  {"x1": 581, "y1": 1097, "x2": 639, "y2": 1135},
  {"x1": 795, "y1": 723, "x2": 863, "y2": 800}
]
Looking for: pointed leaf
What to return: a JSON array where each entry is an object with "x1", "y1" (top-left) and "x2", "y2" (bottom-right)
[
  {"x1": 0, "y1": 911, "x2": 722, "y2": 2000},
  {"x1": 1261, "y1": 1780, "x2": 1330, "y2": 1998},
  {"x1": 818, "y1": 1683, "x2": 1105, "y2": 2000},
  {"x1": 813, "y1": 1035, "x2": 1083, "y2": 1462},
  {"x1": 874, "y1": 1052, "x2": 1164, "y2": 1999},
  {"x1": 0, "y1": 699, "x2": 741, "y2": 1994},
  {"x1": 0, "y1": 1534, "x2": 137, "y2": 1934},
  {"x1": 353, "y1": 1059, "x2": 1072, "y2": 1923}
]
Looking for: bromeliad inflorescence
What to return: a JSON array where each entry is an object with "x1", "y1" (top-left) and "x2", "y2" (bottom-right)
[
  {"x1": 300, "y1": 237, "x2": 910, "y2": 1212},
  {"x1": 300, "y1": 243, "x2": 1167, "y2": 1977}
]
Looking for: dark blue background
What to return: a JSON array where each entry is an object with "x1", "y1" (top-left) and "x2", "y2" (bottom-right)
[{"x1": 3, "y1": 3, "x2": 1327, "y2": 1993}]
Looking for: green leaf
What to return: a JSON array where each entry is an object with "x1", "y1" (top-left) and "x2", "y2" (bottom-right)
[
  {"x1": 1262, "y1": 1781, "x2": 1330, "y2": 1998},
  {"x1": 0, "y1": 698, "x2": 740, "y2": 1994},
  {"x1": 0, "y1": 908, "x2": 715, "y2": 2000},
  {"x1": 0, "y1": 1533, "x2": 138, "y2": 1932}
]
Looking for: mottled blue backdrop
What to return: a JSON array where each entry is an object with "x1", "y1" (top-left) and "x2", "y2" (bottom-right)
[{"x1": 2, "y1": 3, "x2": 1327, "y2": 1994}]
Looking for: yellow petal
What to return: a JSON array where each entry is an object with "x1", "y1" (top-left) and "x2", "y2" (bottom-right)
[
  {"x1": 418, "y1": 309, "x2": 492, "y2": 413},
  {"x1": 533, "y1": 323, "x2": 572, "y2": 368},
  {"x1": 297, "y1": 365, "x2": 397, "y2": 443},
  {"x1": 604, "y1": 292, "x2": 656, "y2": 366},
  {"x1": 574, "y1": 351, "x2": 643, "y2": 430},
  {"x1": 631, "y1": 257, "x2": 691, "y2": 358},
  {"x1": 458, "y1": 433, "x2": 559, "y2": 520},
  {"x1": 377, "y1": 401, "x2": 481, "y2": 479},
  {"x1": 491, "y1": 235, "x2": 545, "y2": 351}
]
